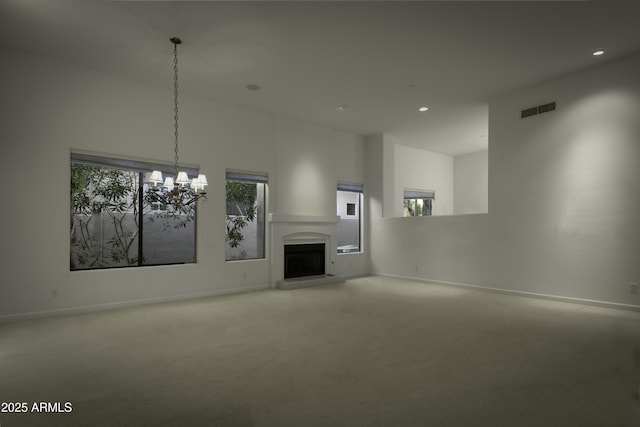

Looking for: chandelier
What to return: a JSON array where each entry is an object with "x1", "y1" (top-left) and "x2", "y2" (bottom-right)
[{"x1": 146, "y1": 37, "x2": 207, "y2": 208}]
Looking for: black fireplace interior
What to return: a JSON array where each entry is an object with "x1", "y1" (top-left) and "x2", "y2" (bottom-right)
[{"x1": 284, "y1": 243, "x2": 325, "y2": 279}]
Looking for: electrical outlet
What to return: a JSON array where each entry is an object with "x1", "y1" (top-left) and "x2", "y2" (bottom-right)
[{"x1": 630, "y1": 283, "x2": 639, "y2": 295}]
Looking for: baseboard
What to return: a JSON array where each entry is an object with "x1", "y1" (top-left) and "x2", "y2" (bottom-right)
[
  {"x1": 374, "y1": 273, "x2": 640, "y2": 313},
  {"x1": 0, "y1": 284, "x2": 270, "y2": 322},
  {"x1": 6, "y1": 274, "x2": 638, "y2": 322}
]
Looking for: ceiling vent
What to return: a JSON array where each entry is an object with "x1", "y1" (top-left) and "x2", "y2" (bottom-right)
[{"x1": 521, "y1": 101, "x2": 556, "y2": 119}]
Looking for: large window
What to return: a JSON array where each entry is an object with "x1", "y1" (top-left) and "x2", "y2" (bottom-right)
[
  {"x1": 70, "y1": 153, "x2": 198, "y2": 270},
  {"x1": 225, "y1": 171, "x2": 267, "y2": 261},
  {"x1": 337, "y1": 183, "x2": 363, "y2": 254},
  {"x1": 404, "y1": 189, "x2": 434, "y2": 217}
]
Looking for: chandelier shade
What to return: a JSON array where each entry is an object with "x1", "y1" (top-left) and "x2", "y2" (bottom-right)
[
  {"x1": 197, "y1": 174, "x2": 208, "y2": 186},
  {"x1": 191, "y1": 177, "x2": 201, "y2": 190},
  {"x1": 175, "y1": 171, "x2": 190, "y2": 185},
  {"x1": 149, "y1": 170, "x2": 163, "y2": 184},
  {"x1": 163, "y1": 176, "x2": 174, "y2": 189}
]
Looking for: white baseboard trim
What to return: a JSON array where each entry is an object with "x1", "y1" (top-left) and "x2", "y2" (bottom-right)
[
  {"x1": 0, "y1": 284, "x2": 270, "y2": 322},
  {"x1": 374, "y1": 273, "x2": 640, "y2": 313}
]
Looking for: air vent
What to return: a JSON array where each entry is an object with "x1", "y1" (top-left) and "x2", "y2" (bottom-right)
[
  {"x1": 521, "y1": 106, "x2": 538, "y2": 119},
  {"x1": 538, "y1": 102, "x2": 556, "y2": 114},
  {"x1": 521, "y1": 101, "x2": 556, "y2": 119}
]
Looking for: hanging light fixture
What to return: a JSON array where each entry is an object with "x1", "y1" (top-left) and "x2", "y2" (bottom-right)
[{"x1": 146, "y1": 37, "x2": 207, "y2": 207}]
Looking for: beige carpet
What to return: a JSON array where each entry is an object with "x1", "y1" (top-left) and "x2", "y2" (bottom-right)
[{"x1": 1, "y1": 276, "x2": 639, "y2": 426}]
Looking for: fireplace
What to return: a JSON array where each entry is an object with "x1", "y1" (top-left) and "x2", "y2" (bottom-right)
[
  {"x1": 269, "y1": 214, "x2": 339, "y2": 287},
  {"x1": 284, "y1": 243, "x2": 325, "y2": 279}
]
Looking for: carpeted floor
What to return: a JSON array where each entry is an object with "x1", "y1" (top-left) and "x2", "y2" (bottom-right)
[{"x1": 1, "y1": 276, "x2": 639, "y2": 426}]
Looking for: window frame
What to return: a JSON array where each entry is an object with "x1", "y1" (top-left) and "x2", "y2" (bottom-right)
[
  {"x1": 337, "y1": 182, "x2": 364, "y2": 254},
  {"x1": 225, "y1": 170, "x2": 268, "y2": 262},
  {"x1": 403, "y1": 189, "x2": 435, "y2": 217},
  {"x1": 70, "y1": 151, "x2": 200, "y2": 271}
]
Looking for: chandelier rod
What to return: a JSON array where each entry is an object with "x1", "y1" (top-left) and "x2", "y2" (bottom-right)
[
  {"x1": 145, "y1": 37, "x2": 207, "y2": 208},
  {"x1": 171, "y1": 37, "x2": 181, "y2": 180}
]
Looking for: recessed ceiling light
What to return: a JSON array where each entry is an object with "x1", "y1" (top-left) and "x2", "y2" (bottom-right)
[
  {"x1": 246, "y1": 84, "x2": 261, "y2": 91},
  {"x1": 337, "y1": 104, "x2": 348, "y2": 111},
  {"x1": 418, "y1": 106, "x2": 429, "y2": 112},
  {"x1": 592, "y1": 49, "x2": 605, "y2": 56}
]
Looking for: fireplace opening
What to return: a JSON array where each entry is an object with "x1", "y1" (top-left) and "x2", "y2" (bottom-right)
[{"x1": 284, "y1": 243, "x2": 325, "y2": 279}]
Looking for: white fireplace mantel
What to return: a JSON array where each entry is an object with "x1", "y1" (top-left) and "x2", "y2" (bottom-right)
[
  {"x1": 268, "y1": 213, "x2": 340, "y2": 286},
  {"x1": 268, "y1": 213, "x2": 340, "y2": 224}
]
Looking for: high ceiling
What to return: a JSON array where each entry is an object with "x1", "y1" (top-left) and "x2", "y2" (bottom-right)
[{"x1": 2, "y1": 0, "x2": 639, "y2": 156}]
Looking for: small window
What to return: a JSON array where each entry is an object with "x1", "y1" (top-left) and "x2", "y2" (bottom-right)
[
  {"x1": 225, "y1": 171, "x2": 268, "y2": 261},
  {"x1": 404, "y1": 189, "x2": 434, "y2": 217},
  {"x1": 337, "y1": 182, "x2": 363, "y2": 254}
]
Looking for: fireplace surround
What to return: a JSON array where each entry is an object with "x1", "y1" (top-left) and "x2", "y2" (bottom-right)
[{"x1": 269, "y1": 213, "x2": 343, "y2": 288}]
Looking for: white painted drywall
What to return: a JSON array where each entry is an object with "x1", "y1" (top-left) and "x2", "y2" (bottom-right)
[
  {"x1": 273, "y1": 116, "x2": 365, "y2": 217},
  {"x1": 368, "y1": 52, "x2": 640, "y2": 307},
  {"x1": 394, "y1": 144, "x2": 454, "y2": 216},
  {"x1": 0, "y1": 47, "x2": 367, "y2": 318},
  {"x1": 273, "y1": 116, "x2": 369, "y2": 278},
  {"x1": 454, "y1": 150, "x2": 488, "y2": 215}
]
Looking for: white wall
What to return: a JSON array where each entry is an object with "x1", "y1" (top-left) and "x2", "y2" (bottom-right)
[
  {"x1": 487, "y1": 52, "x2": 640, "y2": 305},
  {"x1": 368, "y1": 52, "x2": 640, "y2": 307},
  {"x1": 4, "y1": 43, "x2": 638, "y2": 318},
  {"x1": 0, "y1": 47, "x2": 367, "y2": 319},
  {"x1": 454, "y1": 150, "x2": 488, "y2": 215},
  {"x1": 395, "y1": 144, "x2": 454, "y2": 216},
  {"x1": 272, "y1": 116, "x2": 368, "y2": 277},
  {"x1": 274, "y1": 117, "x2": 365, "y2": 217}
]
